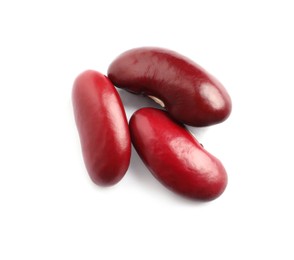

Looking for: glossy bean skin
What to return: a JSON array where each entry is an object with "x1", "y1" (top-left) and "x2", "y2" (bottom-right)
[
  {"x1": 72, "y1": 70, "x2": 131, "y2": 186},
  {"x1": 108, "y1": 47, "x2": 232, "y2": 126},
  {"x1": 129, "y1": 108, "x2": 227, "y2": 201}
]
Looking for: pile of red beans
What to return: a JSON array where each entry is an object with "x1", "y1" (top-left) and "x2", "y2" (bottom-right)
[{"x1": 72, "y1": 47, "x2": 232, "y2": 201}]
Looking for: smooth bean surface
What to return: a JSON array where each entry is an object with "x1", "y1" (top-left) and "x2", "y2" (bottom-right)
[
  {"x1": 108, "y1": 47, "x2": 232, "y2": 126},
  {"x1": 129, "y1": 108, "x2": 228, "y2": 200},
  {"x1": 72, "y1": 70, "x2": 131, "y2": 186}
]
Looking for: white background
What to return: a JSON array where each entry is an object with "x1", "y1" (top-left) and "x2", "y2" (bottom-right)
[{"x1": 1, "y1": 0, "x2": 293, "y2": 259}]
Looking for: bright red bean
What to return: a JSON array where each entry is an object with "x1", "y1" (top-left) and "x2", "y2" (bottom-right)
[
  {"x1": 129, "y1": 108, "x2": 228, "y2": 201},
  {"x1": 72, "y1": 70, "x2": 131, "y2": 186},
  {"x1": 108, "y1": 47, "x2": 232, "y2": 127}
]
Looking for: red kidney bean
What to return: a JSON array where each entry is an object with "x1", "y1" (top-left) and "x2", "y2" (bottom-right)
[
  {"x1": 129, "y1": 107, "x2": 227, "y2": 201},
  {"x1": 108, "y1": 47, "x2": 232, "y2": 126},
  {"x1": 72, "y1": 70, "x2": 131, "y2": 186}
]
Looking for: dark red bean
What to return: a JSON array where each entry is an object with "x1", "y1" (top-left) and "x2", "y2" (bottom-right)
[
  {"x1": 108, "y1": 47, "x2": 232, "y2": 126},
  {"x1": 72, "y1": 70, "x2": 131, "y2": 186},
  {"x1": 129, "y1": 108, "x2": 228, "y2": 201}
]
